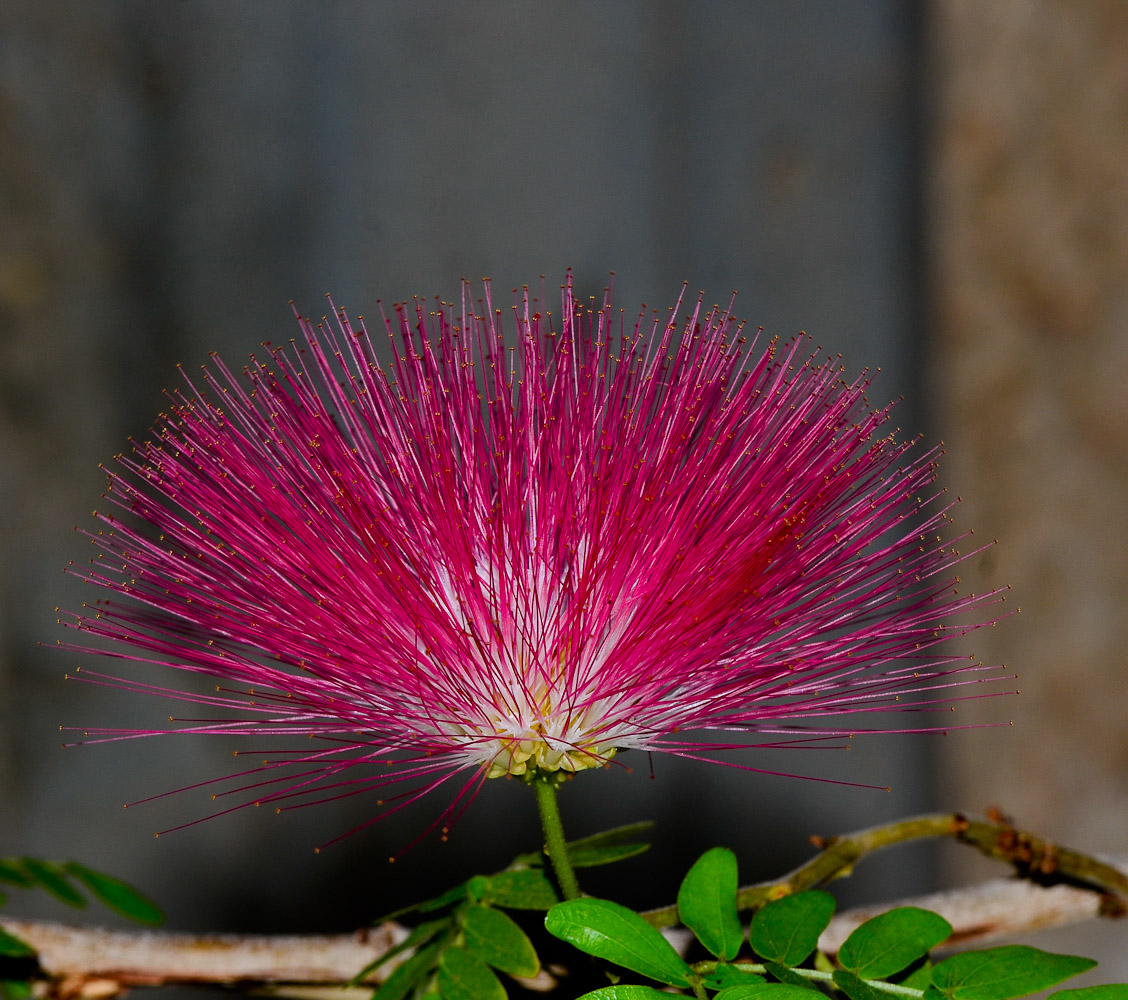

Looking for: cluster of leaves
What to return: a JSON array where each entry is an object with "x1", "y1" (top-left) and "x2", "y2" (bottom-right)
[
  {"x1": 363, "y1": 823, "x2": 652, "y2": 1000},
  {"x1": 0, "y1": 855, "x2": 163, "y2": 1000},
  {"x1": 3, "y1": 841, "x2": 1123, "y2": 1000},
  {"x1": 370, "y1": 834, "x2": 1127, "y2": 1000},
  {"x1": 545, "y1": 846, "x2": 1122, "y2": 1000}
]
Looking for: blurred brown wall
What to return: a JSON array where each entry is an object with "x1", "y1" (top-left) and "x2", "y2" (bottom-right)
[
  {"x1": 928, "y1": 0, "x2": 1128, "y2": 973},
  {"x1": 929, "y1": 0, "x2": 1128, "y2": 849}
]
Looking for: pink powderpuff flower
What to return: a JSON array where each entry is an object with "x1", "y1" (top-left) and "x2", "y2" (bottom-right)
[{"x1": 62, "y1": 274, "x2": 1007, "y2": 842}]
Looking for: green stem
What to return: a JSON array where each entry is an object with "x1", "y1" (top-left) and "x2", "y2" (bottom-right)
[
  {"x1": 533, "y1": 775, "x2": 581, "y2": 901},
  {"x1": 693, "y1": 962, "x2": 924, "y2": 998}
]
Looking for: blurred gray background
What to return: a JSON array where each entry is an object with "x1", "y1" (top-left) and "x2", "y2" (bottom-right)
[{"x1": 1, "y1": 0, "x2": 1125, "y2": 985}]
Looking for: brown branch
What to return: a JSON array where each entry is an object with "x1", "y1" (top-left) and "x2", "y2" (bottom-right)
[
  {"x1": 819, "y1": 874, "x2": 1121, "y2": 956},
  {"x1": 642, "y1": 811, "x2": 1128, "y2": 927},
  {"x1": 0, "y1": 919, "x2": 408, "y2": 998}
]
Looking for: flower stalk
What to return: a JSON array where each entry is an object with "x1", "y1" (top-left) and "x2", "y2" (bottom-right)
[{"x1": 532, "y1": 774, "x2": 581, "y2": 901}]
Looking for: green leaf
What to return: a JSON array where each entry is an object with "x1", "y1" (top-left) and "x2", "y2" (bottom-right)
[
  {"x1": 837, "y1": 907, "x2": 952, "y2": 979},
  {"x1": 575, "y1": 987, "x2": 674, "y2": 1000},
  {"x1": 899, "y1": 960, "x2": 934, "y2": 991},
  {"x1": 834, "y1": 970, "x2": 887, "y2": 1000},
  {"x1": 481, "y1": 870, "x2": 558, "y2": 910},
  {"x1": 462, "y1": 905, "x2": 539, "y2": 978},
  {"x1": 0, "y1": 929, "x2": 35, "y2": 959},
  {"x1": 1053, "y1": 989, "x2": 1128, "y2": 1000},
  {"x1": 374, "y1": 883, "x2": 466, "y2": 924},
  {"x1": 704, "y1": 965, "x2": 767, "y2": 990},
  {"x1": 715, "y1": 985, "x2": 820, "y2": 1000},
  {"x1": 568, "y1": 843, "x2": 651, "y2": 868},
  {"x1": 17, "y1": 859, "x2": 84, "y2": 908},
  {"x1": 513, "y1": 822, "x2": 655, "y2": 870},
  {"x1": 437, "y1": 947, "x2": 506, "y2": 1000},
  {"x1": 372, "y1": 941, "x2": 443, "y2": 1000},
  {"x1": 763, "y1": 961, "x2": 820, "y2": 989},
  {"x1": 61, "y1": 862, "x2": 164, "y2": 925},
  {"x1": 930, "y1": 946, "x2": 1097, "y2": 1000},
  {"x1": 0, "y1": 861, "x2": 34, "y2": 889},
  {"x1": 545, "y1": 898, "x2": 693, "y2": 987},
  {"x1": 464, "y1": 876, "x2": 491, "y2": 903},
  {"x1": 416, "y1": 883, "x2": 470, "y2": 913},
  {"x1": 749, "y1": 891, "x2": 836, "y2": 966},
  {"x1": 0, "y1": 981, "x2": 34, "y2": 1000},
  {"x1": 565, "y1": 822, "x2": 653, "y2": 868},
  {"x1": 565, "y1": 822, "x2": 655, "y2": 852},
  {"x1": 677, "y1": 847, "x2": 743, "y2": 961},
  {"x1": 350, "y1": 918, "x2": 451, "y2": 984}
]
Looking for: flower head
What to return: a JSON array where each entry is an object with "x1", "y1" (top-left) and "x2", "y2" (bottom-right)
[{"x1": 63, "y1": 275, "x2": 1005, "y2": 839}]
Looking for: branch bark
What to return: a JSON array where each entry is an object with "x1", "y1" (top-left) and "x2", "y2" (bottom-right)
[
  {"x1": 819, "y1": 874, "x2": 1122, "y2": 956},
  {"x1": 0, "y1": 920, "x2": 408, "y2": 998}
]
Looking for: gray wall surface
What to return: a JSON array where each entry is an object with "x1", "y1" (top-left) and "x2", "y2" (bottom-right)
[{"x1": 1, "y1": 1, "x2": 928, "y2": 936}]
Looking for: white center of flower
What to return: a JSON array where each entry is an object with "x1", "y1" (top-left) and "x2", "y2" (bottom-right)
[
  {"x1": 447, "y1": 691, "x2": 623, "y2": 779},
  {"x1": 425, "y1": 553, "x2": 640, "y2": 778}
]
